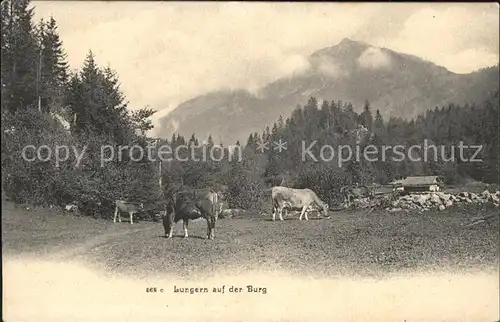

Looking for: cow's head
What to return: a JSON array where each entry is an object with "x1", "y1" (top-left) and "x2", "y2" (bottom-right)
[{"x1": 215, "y1": 184, "x2": 229, "y2": 200}]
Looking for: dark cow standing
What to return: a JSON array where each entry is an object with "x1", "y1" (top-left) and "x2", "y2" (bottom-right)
[{"x1": 163, "y1": 188, "x2": 219, "y2": 240}]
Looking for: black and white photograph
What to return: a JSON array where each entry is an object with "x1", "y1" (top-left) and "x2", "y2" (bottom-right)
[{"x1": 2, "y1": 2, "x2": 499, "y2": 321}]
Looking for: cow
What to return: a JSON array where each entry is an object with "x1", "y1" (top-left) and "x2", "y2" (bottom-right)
[
  {"x1": 114, "y1": 200, "x2": 144, "y2": 224},
  {"x1": 340, "y1": 185, "x2": 374, "y2": 208},
  {"x1": 163, "y1": 188, "x2": 219, "y2": 240},
  {"x1": 220, "y1": 208, "x2": 243, "y2": 219},
  {"x1": 271, "y1": 186, "x2": 330, "y2": 221}
]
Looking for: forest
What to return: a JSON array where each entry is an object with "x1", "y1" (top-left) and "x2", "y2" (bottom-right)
[{"x1": 2, "y1": 0, "x2": 498, "y2": 217}]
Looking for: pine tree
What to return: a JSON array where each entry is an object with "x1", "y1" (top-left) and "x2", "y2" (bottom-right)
[
  {"x1": 262, "y1": 126, "x2": 270, "y2": 142},
  {"x1": 277, "y1": 114, "x2": 285, "y2": 130},
  {"x1": 360, "y1": 100, "x2": 373, "y2": 131},
  {"x1": 38, "y1": 16, "x2": 68, "y2": 113},
  {"x1": 1, "y1": 0, "x2": 39, "y2": 113},
  {"x1": 66, "y1": 51, "x2": 133, "y2": 143},
  {"x1": 271, "y1": 122, "x2": 279, "y2": 140},
  {"x1": 188, "y1": 133, "x2": 196, "y2": 147},
  {"x1": 246, "y1": 133, "x2": 254, "y2": 149},
  {"x1": 1, "y1": 0, "x2": 12, "y2": 110},
  {"x1": 304, "y1": 96, "x2": 318, "y2": 116},
  {"x1": 374, "y1": 109, "x2": 385, "y2": 134},
  {"x1": 320, "y1": 99, "x2": 330, "y2": 129},
  {"x1": 130, "y1": 107, "x2": 156, "y2": 136}
]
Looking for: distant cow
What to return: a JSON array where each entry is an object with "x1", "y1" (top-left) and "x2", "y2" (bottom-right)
[
  {"x1": 271, "y1": 186, "x2": 330, "y2": 221},
  {"x1": 114, "y1": 200, "x2": 144, "y2": 224},
  {"x1": 220, "y1": 208, "x2": 243, "y2": 218},
  {"x1": 163, "y1": 188, "x2": 219, "y2": 240},
  {"x1": 340, "y1": 185, "x2": 374, "y2": 207}
]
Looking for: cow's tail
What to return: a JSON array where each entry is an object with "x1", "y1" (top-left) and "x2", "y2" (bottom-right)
[
  {"x1": 213, "y1": 192, "x2": 218, "y2": 217},
  {"x1": 270, "y1": 192, "x2": 274, "y2": 214},
  {"x1": 208, "y1": 189, "x2": 218, "y2": 218}
]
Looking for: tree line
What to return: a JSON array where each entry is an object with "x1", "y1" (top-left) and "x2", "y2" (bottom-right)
[
  {"x1": 162, "y1": 93, "x2": 498, "y2": 211},
  {"x1": 2, "y1": 0, "x2": 498, "y2": 216}
]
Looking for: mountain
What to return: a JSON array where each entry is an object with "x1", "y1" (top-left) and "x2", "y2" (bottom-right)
[{"x1": 156, "y1": 38, "x2": 499, "y2": 145}]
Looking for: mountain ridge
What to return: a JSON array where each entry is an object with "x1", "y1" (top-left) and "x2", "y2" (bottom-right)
[{"x1": 156, "y1": 38, "x2": 499, "y2": 144}]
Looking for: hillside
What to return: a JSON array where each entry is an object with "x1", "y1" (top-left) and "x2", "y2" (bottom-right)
[{"x1": 157, "y1": 38, "x2": 499, "y2": 144}]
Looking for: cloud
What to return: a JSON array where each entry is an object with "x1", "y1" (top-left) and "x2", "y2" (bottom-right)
[
  {"x1": 278, "y1": 55, "x2": 311, "y2": 77},
  {"x1": 316, "y1": 57, "x2": 343, "y2": 77},
  {"x1": 169, "y1": 119, "x2": 180, "y2": 133},
  {"x1": 377, "y1": 5, "x2": 499, "y2": 73},
  {"x1": 357, "y1": 47, "x2": 392, "y2": 69},
  {"x1": 443, "y1": 48, "x2": 499, "y2": 74}
]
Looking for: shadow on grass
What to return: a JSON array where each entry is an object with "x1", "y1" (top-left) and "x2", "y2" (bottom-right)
[
  {"x1": 263, "y1": 217, "x2": 328, "y2": 222},
  {"x1": 263, "y1": 218, "x2": 292, "y2": 222},
  {"x1": 159, "y1": 234, "x2": 207, "y2": 240}
]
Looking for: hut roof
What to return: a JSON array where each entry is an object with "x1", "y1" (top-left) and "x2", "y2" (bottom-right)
[{"x1": 390, "y1": 176, "x2": 441, "y2": 187}]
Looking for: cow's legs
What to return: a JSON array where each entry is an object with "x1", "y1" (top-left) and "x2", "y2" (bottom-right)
[
  {"x1": 167, "y1": 218, "x2": 175, "y2": 238},
  {"x1": 299, "y1": 205, "x2": 309, "y2": 221},
  {"x1": 162, "y1": 212, "x2": 170, "y2": 238},
  {"x1": 183, "y1": 219, "x2": 189, "y2": 238},
  {"x1": 278, "y1": 207, "x2": 284, "y2": 221},
  {"x1": 163, "y1": 211, "x2": 175, "y2": 238},
  {"x1": 205, "y1": 218, "x2": 211, "y2": 239},
  {"x1": 113, "y1": 206, "x2": 118, "y2": 223},
  {"x1": 272, "y1": 205, "x2": 277, "y2": 221},
  {"x1": 209, "y1": 219, "x2": 215, "y2": 240},
  {"x1": 129, "y1": 211, "x2": 134, "y2": 224}
]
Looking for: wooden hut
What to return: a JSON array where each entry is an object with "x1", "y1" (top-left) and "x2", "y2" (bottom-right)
[{"x1": 390, "y1": 176, "x2": 442, "y2": 194}]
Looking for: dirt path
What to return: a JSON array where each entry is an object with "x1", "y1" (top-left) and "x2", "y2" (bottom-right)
[{"x1": 52, "y1": 224, "x2": 158, "y2": 261}]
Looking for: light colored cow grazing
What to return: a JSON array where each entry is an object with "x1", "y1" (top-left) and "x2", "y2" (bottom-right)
[
  {"x1": 271, "y1": 186, "x2": 330, "y2": 221},
  {"x1": 340, "y1": 185, "x2": 373, "y2": 208},
  {"x1": 163, "y1": 188, "x2": 220, "y2": 240},
  {"x1": 114, "y1": 200, "x2": 144, "y2": 224}
]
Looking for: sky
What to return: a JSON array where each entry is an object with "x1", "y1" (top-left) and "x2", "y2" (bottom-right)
[{"x1": 33, "y1": 2, "x2": 499, "y2": 133}]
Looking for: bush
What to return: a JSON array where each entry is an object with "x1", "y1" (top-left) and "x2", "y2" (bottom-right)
[{"x1": 2, "y1": 108, "x2": 75, "y2": 205}]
